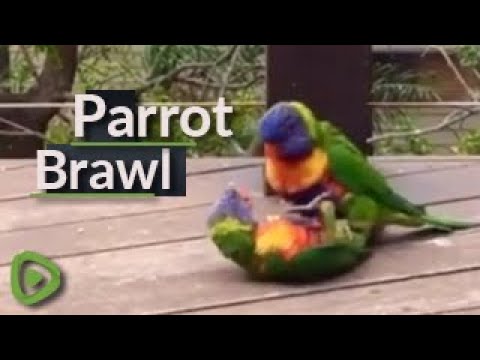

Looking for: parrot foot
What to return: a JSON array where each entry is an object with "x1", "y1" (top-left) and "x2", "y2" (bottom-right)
[
  {"x1": 284, "y1": 191, "x2": 334, "y2": 214},
  {"x1": 335, "y1": 220, "x2": 355, "y2": 243}
]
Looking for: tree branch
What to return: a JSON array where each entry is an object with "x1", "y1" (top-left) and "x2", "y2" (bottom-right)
[
  {"x1": 0, "y1": 116, "x2": 46, "y2": 139},
  {"x1": 136, "y1": 62, "x2": 214, "y2": 94},
  {"x1": 368, "y1": 108, "x2": 479, "y2": 144},
  {"x1": 136, "y1": 45, "x2": 252, "y2": 97},
  {"x1": 175, "y1": 75, "x2": 264, "y2": 90},
  {"x1": 199, "y1": 45, "x2": 239, "y2": 99},
  {"x1": 427, "y1": 45, "x2": 478, "y2": 100},
  {"x1": 218, "y1": 45, "x2": 243, "y2": 98},
  {"x1": 474, "y1": 69, "x2": 480, "y2": 82}
]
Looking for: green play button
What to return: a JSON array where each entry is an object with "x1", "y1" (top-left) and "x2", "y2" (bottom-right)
[
  {"x1": 11, "y1": 251, "x2": 62, "y2": 306},
  {"x1": 25, "y1": 268, "x2": 44, "y2": 288}
]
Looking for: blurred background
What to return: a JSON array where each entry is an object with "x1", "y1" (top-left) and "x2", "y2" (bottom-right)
[{"x1": 1, "y1": 45, "x2": 480, "y2": 157}]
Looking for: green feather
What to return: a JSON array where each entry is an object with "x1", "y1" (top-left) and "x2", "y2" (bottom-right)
[
  {"x1": 326, "y1": 143, "x2": 480, "y2": 231},
  {"x1": 260, "y1": 244, "x2": 370, "y2": 282},
  {"x1": 210, "y1": 217, "x2": 255, "y2": 268},
  {"x1": 327, "y1": 144, "x2": 424, "y2": 218},
  {"x1": 343, "y1": 195, "x2": 379, "y2": 233},
  {"x1": 290, "y1": 102, "x2": 318, "y2": 140}
]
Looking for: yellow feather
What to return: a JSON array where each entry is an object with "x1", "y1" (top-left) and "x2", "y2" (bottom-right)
[
  {"x1": 255, "y1": 220, "x2": 296, "y2": 256},
  {"x1": 265, "y1": 149, "x2": 328, "y2": 194}
]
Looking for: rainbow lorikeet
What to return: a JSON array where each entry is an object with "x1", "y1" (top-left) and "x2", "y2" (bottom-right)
[
  {"x1": 207, "y1": 185, "x2": 374, "y2": 282},
  {"x1": 257, "y1": 101, "x2": 478, "y2": 232}
]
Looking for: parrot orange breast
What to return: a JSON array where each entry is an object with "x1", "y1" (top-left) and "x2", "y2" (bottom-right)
[
  {"x1": 255, "y1": 218, "x2": 320, "y2": 261},
  {"x1": 265, "y1": 147, "x2": 328, "y2": 195}
]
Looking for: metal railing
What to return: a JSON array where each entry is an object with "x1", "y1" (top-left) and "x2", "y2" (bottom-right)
[
  {"x1": 1, "y1": 101, "x2": 479, "y2": 154},
  {"x1": 1, "y1": 101, "x2": 480, "y2": 109}
]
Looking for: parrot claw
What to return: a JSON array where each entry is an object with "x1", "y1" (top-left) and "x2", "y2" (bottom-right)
[
  {"x1": 284, "y1": 192, "x2": 333, "y2": 214},
  {"x1": 336, "y1": 220, "x2": 355, "y2": 242}
]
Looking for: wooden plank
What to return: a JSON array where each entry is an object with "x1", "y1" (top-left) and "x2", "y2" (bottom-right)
[
  {"x1": 0, "y1": 158, "x2": 262, "y2": 174},
  {"x1": 0, "y1": 158, "x2": 263, "y2": 200},
  {"x1": 2, "y1": 213, "x2": 480, "y2": 314},
  {"x1": 379, "y1": 198, "x2": 480, "y2": 245},
  {"x1": 0, "y1": 166, "x2": 265, "y2": 233},
  {"x1": 186, "y1": 268, "x2": 480, "y2": 315},
  {"x1": 0, "y1": 197, "x2": 285, "y2": 265},
  {"x1": 185, "y1": 157, "x2": 262, "y2": 175},
  {"x1": 385, "y1": 165, "x2": 480, "y2": 205},
  {"x1": 372, "y1": 155, "x2": 480, "y2": 163},
  {"x1": 0, "y1": 157, "x2": 478, "y2": 201},
  {"x1": 0, "y1": 196, "x2": 478, "y2": 267},
  {"x1": 437, "y1": 307, "x2": 480, "y2": 315},
  {"x1": 374, "y1": 160, "x2": 478, "y2": 178},
  {"x1": 2, "y1": 156, "x2": 477, "y2": 169},
  {"x1": 0, "y1": 160, "x2": 35, "y2": 171},
  {"x1": 3, "y1": 162, "x2": 480, "y2": 234}
]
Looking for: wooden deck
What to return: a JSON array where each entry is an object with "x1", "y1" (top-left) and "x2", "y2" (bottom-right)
[{"x1": 1, "y1": 156, "x2": 480, "y2": 315}]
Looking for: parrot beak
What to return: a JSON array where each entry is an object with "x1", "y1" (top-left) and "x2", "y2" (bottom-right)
[{"x1": 237, "y1": 186, "x2": 253, "y2": 208}]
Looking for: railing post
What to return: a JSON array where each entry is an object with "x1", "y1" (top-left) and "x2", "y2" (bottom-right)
[{"x1": 266, "y1": 45, "x2": 372, "y2": 153}]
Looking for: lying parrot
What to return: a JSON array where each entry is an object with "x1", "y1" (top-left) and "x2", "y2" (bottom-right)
[
  {"x1": 207, "y1": 185, "x2": 374, "y2": 282},
  {"x1": 257, "y1": 101, "x2": 478, "y2": 232}
]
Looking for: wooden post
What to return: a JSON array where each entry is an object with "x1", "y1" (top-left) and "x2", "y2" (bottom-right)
[
  {"x1": 264, "y1": 45, "x2": 372, "y2": 195},
  {"x1": 267, "y1": 45, "x2": 372, "y2": 153}
]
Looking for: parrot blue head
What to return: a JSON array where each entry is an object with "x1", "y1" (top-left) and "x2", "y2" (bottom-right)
[
  {"x1": 259, "y1": 102, "x2": 314, "y2": 159},
  {"x1": 207, "y1": 184, "x2": 255, "y2": 227}
]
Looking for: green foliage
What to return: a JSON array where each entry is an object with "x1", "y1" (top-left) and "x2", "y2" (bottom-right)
[
  {"x1": 456, "y1": 45, "x2": 480, "y2": 69},
  {"x1": 142, "y1": 45, "x2": 265, "y2": 101},
  {"x1": 45, "y1": 117, "x2": 74, "y2": 145},
  {"x1": 454, "y1": 130, "x2": 480, "y2": 154},
  {"x1": 8, "y1": 49, "x2": 35, "y2": 92},
  {"x1": 144, "y1": 45, "x2": 223, "y2": 77},
  {"x1": 371, "y1": 62, "x2": 440, "y2": 102},
  {"x1": 75, "y1": 45, "x2": 146, "y2": 92},
  {"x1": 374, "y1": 114, "x2": 434, "y2": 155},
  {"x1": 371, "y1": 61, "x2": 440, "y2": 155},
  {"x1": 4, "y1": 45, "x2": 59, "y2": 92}
]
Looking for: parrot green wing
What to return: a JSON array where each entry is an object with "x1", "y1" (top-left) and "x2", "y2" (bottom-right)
[
  {"x1": 317, "y1": 120, "x2": 365, "y2": 158},
  {"x1": 290, "y1": 102, "x2": 478, "y2": 230},
  {"x1": 324, "y1": 130, "x2": 479, "y2": 231},
  {"x1": 291, "y1": 102, "x2": 421, "y2": 217},
  {"x1": 259, "y1": 242, "x2": 370, "y2": 282},
  {"x1": 326, "y1": 143, "x2": 425, "y2": 218}
]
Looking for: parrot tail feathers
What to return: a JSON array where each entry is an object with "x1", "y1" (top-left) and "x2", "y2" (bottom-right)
[
  {"x1": 421, "y1": 214, "x2": 480, "y2": 232},
  {"x1": 381, "y1": 190, "x2": 427, "y2": 218}
]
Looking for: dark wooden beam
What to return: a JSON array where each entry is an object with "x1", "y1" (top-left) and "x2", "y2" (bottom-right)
[{"x1": 266, "y1": 45, "x2": 373, "y2": 154}]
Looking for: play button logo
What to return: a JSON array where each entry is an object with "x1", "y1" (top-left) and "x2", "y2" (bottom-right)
[{"x1": 11, "y1": 251, "x2": 62, "y2": 306}]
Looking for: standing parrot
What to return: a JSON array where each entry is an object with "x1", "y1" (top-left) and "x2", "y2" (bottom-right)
[
  {"x1": 256, "y1": 101, "x2": 478, "y2": 232},
  {"x1": 207, "y1": 185, "x2": 373, "y2": 282}
]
